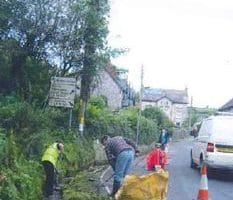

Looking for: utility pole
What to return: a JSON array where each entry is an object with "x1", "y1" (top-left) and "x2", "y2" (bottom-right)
[
  {"x1": 78, "y1": 99, "x2": 85, "y2": 137},
  {"x1": 136, "y1": 65, "x2": 144, "y2": 145},
  {"x1": 189, "y1": 96, "x2": 193, "y2": 130}
]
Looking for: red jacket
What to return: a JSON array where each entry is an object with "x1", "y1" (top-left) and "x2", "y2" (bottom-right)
[{"x1": 146, "y1": 148, "x2": 166, "y2": 170}]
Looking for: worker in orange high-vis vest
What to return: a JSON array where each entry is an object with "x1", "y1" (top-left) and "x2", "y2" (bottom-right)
[{"x1": 42, "y1": 142, "x2": 64, "y2": 197}]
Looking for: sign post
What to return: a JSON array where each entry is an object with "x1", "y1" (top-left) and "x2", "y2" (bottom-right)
[{"x1": 49, "y1": 77, "x2": 76, "y2": 127}]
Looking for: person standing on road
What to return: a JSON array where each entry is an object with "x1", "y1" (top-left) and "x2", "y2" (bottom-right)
[
  {"x1": 41, "y1": 142, "x2": 64, "y2": 197},
  {"x1": 158, "y1": 128, "x2": 169, "y2": 151},
  {"x1": 101, "y1": 135, "x2": 139, "y2": 197}
]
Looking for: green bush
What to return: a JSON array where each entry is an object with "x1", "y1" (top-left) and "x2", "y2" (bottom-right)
[
  {"x1": 0, "y1": 99, "x2": 97, "y2": 199},
  {"x1": 0, "y1": 128, "x2": 7, "y2": 163},
  {"x1": 139, "y1": 117, "x2": 159, "y2": 144},
  {"x1": 85, "y1": 103, "x2": 160, "y2": 144},
  {"x1": 142, "y1": 107, "x2": 174, "y2": 133},
  {"x1": 0, "y1": 160, "x2": 43, "y2": 200},
  {"x1": 60, "y1": 137, "x2": 95, "y2": 176}
]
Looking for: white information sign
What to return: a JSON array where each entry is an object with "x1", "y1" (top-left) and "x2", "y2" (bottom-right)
[{"x1": 49, "y1": 77, "x2": 76, "y2": 108}]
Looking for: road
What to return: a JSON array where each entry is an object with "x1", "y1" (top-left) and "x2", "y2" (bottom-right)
[
  {"x1": 101, "y1": 139, "x2": 233, "y2": 200},
  {"x1": 167, "y1": 139, "x2": 233, "y2": 200}
]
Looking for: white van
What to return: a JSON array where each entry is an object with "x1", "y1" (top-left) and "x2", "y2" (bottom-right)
[{"x1": 190, "y1": 115, "x2": 233, "y2": 173}]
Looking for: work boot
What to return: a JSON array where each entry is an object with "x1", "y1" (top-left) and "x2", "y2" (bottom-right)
[{"x1": 111, "y1": 180, "x2": 121, "y2": 197}]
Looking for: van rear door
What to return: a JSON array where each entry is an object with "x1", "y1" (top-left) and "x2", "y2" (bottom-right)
[{"x1": 212, "y1": 118, "x2": 233, "y2": 153}]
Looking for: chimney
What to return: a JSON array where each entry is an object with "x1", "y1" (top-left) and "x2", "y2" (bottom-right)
[{"x1": 185, "y1": 86, "x2": 188, "y2": 95}]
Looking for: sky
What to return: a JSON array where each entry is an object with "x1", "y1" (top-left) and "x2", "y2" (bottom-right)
[{"x1": 108, "y1": 0, "x2": 233, "y2": 108}]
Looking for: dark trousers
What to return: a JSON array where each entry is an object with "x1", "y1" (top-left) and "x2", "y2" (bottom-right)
[
  {"x1": 42, "y1": 161, "x2": 55, "y2": 196},
  {"x1": 161, "y1": 143, "x2": 166, "y2": 151}
]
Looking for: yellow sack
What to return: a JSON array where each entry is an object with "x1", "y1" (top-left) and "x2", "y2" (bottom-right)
[{"x1": 115, "y1": 170, "x2": 169, "y2": 200}]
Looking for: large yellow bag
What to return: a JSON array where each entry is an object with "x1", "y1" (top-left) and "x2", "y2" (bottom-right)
[{"x1": 115, "y1": 170, "x2": 169, "y2": 200}]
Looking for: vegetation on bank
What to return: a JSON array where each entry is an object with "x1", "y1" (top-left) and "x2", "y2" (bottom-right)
[
  {"x1": 63, "y1": 171, "x2": 111, "y2": 200},
  {"x1": 0, "y1": 95, "x2": 173, "y2": 199}
]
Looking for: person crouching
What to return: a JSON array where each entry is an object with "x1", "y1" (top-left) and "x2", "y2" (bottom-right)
[
  {"x1": 146, "y1": 143, "x2": 166, "y2": 171},
  {"x1": 41, "y1": 142, "x2": 64, "y2": 197},
  {"x1": 101, "y1": 135, "x2": 139, "y2": 197}
]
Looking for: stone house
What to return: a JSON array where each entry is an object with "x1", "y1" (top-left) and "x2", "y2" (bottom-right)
[
  {"x1": 92, "y1": 65, "x2": 135, "y2": 110},
  {"x1": 142, "y1": 87, "x2": 189, "y2": 126},
  {"x1": 218, "y1": 98, "x2": 233, "y2": 112}
]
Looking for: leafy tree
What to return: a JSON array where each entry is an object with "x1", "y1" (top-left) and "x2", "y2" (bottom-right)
[
  {"x1": 0, "y1": 0, "x2": 116, "y2": 112},
  {"x1": 184, "y1": 107, "x2": 217, "y2": 128},
  {"x1": 73, "y1": 0, "x2": 110, "y2": 135},
  {"x1": 0, "y1": 0, "x2": 64, "y2": 101},
  {"x1": 142, "y1": 107, "x2": 174, "y2": 131}
]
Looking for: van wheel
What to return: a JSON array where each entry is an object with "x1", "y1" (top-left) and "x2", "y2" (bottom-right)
[
  {"x1": 199, "y1": 156, "x2": 204, "y2": 172},
  {"x1": 190, "y1": 151, "x2": 196, "y2": 169},
  {"x1": 199, "y1": 157, "x2": 212, "y2": 177}
]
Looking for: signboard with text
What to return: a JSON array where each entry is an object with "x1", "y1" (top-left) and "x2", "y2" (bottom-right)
[{"x1": 49, "y1": 77, "x2": 76, "y2": 108}]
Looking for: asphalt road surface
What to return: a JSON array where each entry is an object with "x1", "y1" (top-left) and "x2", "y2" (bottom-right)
[
  {"x1": 101, "y1": 139, "x2": 233, "y2": 200},
  {"x1": 167, "y1": 139, "x2": 233, "y2": 200}
]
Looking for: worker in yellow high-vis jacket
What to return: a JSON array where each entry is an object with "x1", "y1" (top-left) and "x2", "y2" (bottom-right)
[{"x1": 42, "y1": 142, "x2": 64, "y2": 197}]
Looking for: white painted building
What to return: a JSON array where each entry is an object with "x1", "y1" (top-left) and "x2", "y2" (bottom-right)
[{"x1": 142, "y1": 87, "x2": 189, "y2": 126}]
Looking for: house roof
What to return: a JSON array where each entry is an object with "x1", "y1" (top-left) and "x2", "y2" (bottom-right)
[
  {"x1": 104, "y1": 64, "x2": 134, "y2": 93},
  {"x1": 142, "y1": 87, "x2": 189, "y2": 104},
  {"x1": 219, "y1": 97, "x2": 233, "y2": 111}
]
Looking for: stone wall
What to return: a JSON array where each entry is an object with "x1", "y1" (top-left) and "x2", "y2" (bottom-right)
[{"x1": 92, "y1": 70, "x2": 123, "y2": 110}]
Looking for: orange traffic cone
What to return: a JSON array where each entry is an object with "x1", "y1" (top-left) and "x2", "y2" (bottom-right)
[{"x1": 197, "y1": 164, "x2": 209, "y2": 200}]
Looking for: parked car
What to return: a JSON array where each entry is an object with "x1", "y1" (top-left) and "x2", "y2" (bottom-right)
[{"x1": 190, "y1": 115, "x2": 233, "y2": 174}]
